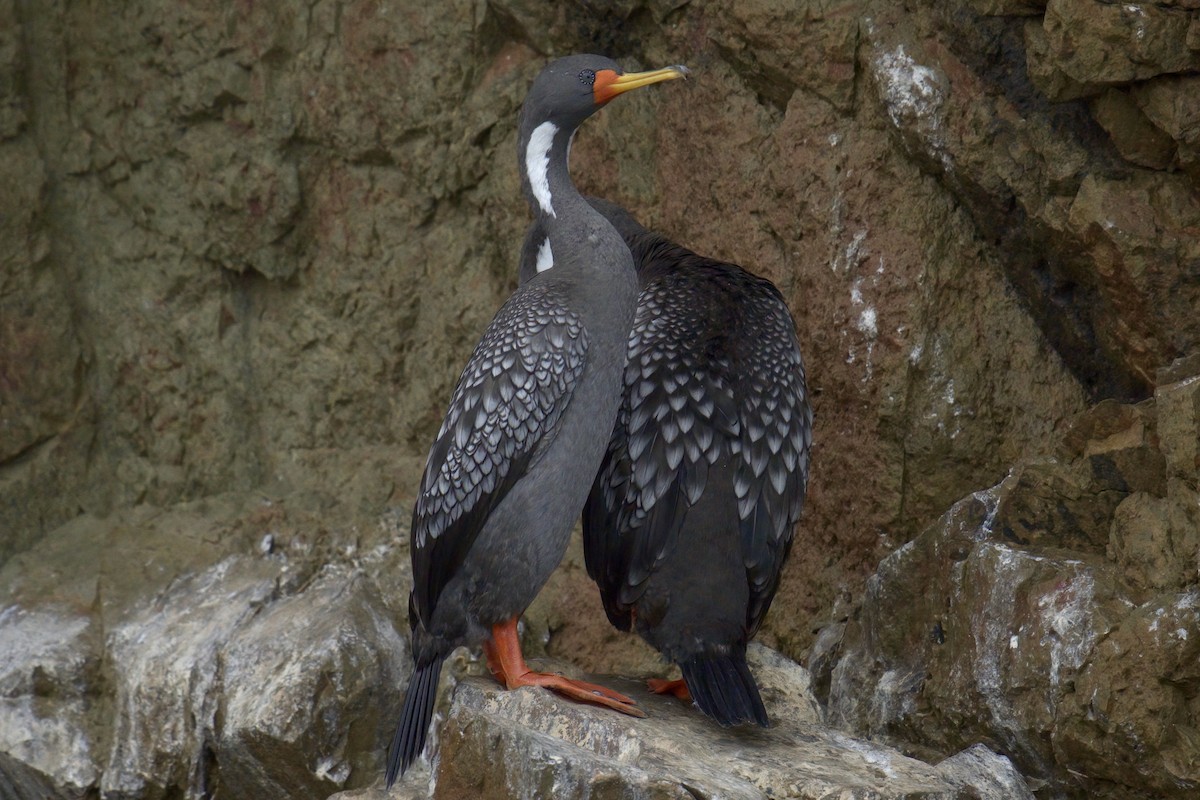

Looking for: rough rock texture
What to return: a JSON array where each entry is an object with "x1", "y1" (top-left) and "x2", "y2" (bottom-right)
[
  {"x1": 821, "y1": 358, "x2": 1200, "y2": 799},
  {"x1": 331, "y1": 648, "x2": 1032, "y2": 800},
  {"x1": 0, "y1": 490, "x2": 414, "y2": 799},
  {"x1": 0, "y1": 0, "x2": 1091, "y2": 670},
  {"x1": 2, "y1": 0, "x2": 1199, "y2": 797}
]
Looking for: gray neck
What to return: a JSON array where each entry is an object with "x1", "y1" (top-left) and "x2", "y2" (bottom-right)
[{"x1": 517, "y1": 115, "x2": 613, "y2": 272}]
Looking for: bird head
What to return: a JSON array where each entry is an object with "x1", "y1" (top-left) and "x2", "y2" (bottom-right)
[
  {"x1": 518, "y1": 55, "x2": 687, "y2": 221},
  {"x1": 521, "y1": 54, "x2": 689, "y2": 132}
]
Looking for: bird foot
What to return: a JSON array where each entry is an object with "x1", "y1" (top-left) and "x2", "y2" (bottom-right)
[
  {"x1": 484, "y1": 617, "x2": 646, "y2": 718},
  {"x1": 507, "y1": 669, "x2": 647, "y2": 718},
  {"x1": 646, "y1": 677, "x2": 691, "y2": 702}
]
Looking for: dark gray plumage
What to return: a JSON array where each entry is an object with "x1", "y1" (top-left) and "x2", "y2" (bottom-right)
[
  {"x1": 520, "y1": 198, "x2": 812, "y2": 727},
  {"x1": 386, "y1": 57, "x2": 687, "y2": 785},
  {"x1": 409, "y1": 283, "x2": 589, "y2": 618}
]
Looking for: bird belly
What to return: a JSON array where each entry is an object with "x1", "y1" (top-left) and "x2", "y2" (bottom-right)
[{"x1": 427, "y1": 349, "x2": 627, "y2": 645}]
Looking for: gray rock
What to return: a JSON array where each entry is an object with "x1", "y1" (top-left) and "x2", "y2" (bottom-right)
[
  {"x1": 0, "y1": 496, "x2": 415, "y2": 800},
  {"x1": 327, "y1": 649, "x2": 1026, "y2": 800},
  {"x1": 746, "y1": 641, "x2": 824, "y2": 726},
  {"x1": 0, "y1": 606, "x2": 99, "y2": 798},
  {"x1": 216, "y1": 566, "x2": 412, "y2": 800},
  {"x1": 430, "y1": 661, "x2": 1027, "y2": 799},
  {"x1": 933, "y1": 745, "x2": 1035, "y2": 799},
  {"x1": 101, "y1": 556, "x2": 284, "y2": 798}
]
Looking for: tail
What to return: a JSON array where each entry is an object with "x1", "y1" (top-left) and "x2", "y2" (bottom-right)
[
  {"x1": 385, "y1": 656, "x2": 444, "y2": 786},
  {"x1": 679, "y1": 650, "x2": 769, "y2": 728}
]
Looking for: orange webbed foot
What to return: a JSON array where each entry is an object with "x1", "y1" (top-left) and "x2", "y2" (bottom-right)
[
  {"x1": 646, "y1": 677, "x2": 691, "y2": 702},
  {"x1": 483, "y1": 618, "x2": 646, "y2": 718}
]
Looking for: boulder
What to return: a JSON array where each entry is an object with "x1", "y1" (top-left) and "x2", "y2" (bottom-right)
[
  {"x1": 213, "y1": 565, "x2": 411, "y2": 800},
  {"x1": 822, "y1": 358, "x2": 1200, "y2": 798},
  {"x1": 1040, "y1": 0, "x2": 1200, "y2": 86},
  {"x1": 0, "y1": 492, "x2": 413, "y2": 799},
  {"x1": 332, "y1": 647, "x2": 1031, "y2": 800}
]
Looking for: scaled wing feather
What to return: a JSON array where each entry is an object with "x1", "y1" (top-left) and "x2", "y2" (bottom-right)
[{"x1": 411, "y1": 282, "x2": 589, "y2": 624}]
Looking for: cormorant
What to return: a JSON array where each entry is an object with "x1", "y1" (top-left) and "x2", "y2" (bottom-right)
[{"x1": 385, "y1": 57, "x2": 688, "y2": 784}]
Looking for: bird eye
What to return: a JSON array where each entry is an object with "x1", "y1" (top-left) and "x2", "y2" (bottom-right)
[{"x1": 578, "y1": 69, "x2": 596, "y2": 87}]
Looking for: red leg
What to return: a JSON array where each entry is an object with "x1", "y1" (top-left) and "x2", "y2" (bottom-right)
[
  {"x1": 482, "y1": 618, "x2": 646, "y2": 718},
  {"x1": 646, "y1": 677, "x2": 691, "y2": 701},
  {"x1": 483, "y1": 639, "x2": 504, "y2": 683}
]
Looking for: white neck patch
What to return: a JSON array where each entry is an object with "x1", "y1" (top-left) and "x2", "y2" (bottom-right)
[
  {"x1": 525, "y1": 121, "x2": 558, "y2": 218},
  {"x1": 535, "y1": 237, "x2": 554, "y2": 273}
]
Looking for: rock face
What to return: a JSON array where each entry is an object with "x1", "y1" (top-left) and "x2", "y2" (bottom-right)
[
  {"x1": 821, "y1": 358, "x2": 1200, "y2": 798},
  {"x1": 2, "y1": 0, "x2": 1199, "y2": 797},
  {"x1": 0, "y1": 0, "x2": 1132, "y2": 668}
]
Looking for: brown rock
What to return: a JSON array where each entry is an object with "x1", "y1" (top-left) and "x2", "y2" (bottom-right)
[
  {"x1": 1156, "y1": 367, "x2": 1200, "y2": 480},
  {"x1": 1056, "y1": 591, "x2": 1200, "y2": 795},
  {"x1": 1133, "y1": 76, "x2": 1200, "y2": 149},
  {"x1": 1066, "y1": 171, "x2": 1200, "y2": 382},
  {"x1": 1042, "y1": 0, "x2": 1200, "y2": 85},
  {"x1": 1025, "y1": 19, "x2": 1101, "y2": 101},
  {"x1": 1132, "y1": 74, "x2": 1200, "y2": 178},
  {"x1": 1108, "y1": 486, "x2": 1200, "y2": 596},
  {"x1": 0, "y1": 139, "x2": 60, "y2": 461},
  {"x1": 1089, "y1": 89, "x2": 1177, "y2": 170},
  {"x1": 826, "y1": 361, "x2": 1200, "y2": 797},
  {"x1": 0, "y1": 0, "x2": 25, "y2": 139},
  {"x1": 710, "y1": 0, "x2": 860, "y2": 112},
  {"x1": 970, "y1": 0, "x2": 1047, "y2": 14}
]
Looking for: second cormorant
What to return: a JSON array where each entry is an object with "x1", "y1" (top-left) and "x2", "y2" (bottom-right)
[{"x1": 520, "y1": 198, "x2": 812, "y2": 727}]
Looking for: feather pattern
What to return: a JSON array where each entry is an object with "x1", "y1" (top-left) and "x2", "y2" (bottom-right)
[
  {"x1": 730, "y1": 276, "x2": 812, "y2": 633},
  {"x1": 585, "y1": 231, "x2": 811, "y2": 637},
  {"x1": 412, "y1": 281, "x2": 588, "y2": 623}
]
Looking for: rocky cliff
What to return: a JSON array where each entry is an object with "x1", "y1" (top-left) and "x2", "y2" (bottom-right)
[{"x1": 1, "y1": 0, "x2": 1197, "y2": 797}]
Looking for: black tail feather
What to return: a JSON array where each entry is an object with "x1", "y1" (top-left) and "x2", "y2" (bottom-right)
[
  {"x1": 679, "y1": 650, "x2": 768, "y2": 728},
  {"x1": 385, "y1": 656, "x2": 444, "y2": 787}
]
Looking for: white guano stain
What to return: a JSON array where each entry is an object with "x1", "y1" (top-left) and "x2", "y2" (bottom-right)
[
  {"x1": 846, "y1": 268, "x2": 880, "y2": 381},
  {"x1": 873, "y1": 44, "x2": 951, "y2": 169},
  {"x1": 832, "y1": 229, "x2": 868, "y2": 274},
  {"x1": 858, "y1": 308, "x2": 878, "y2": 338},
  {"x1": 1037, "y1": 571, "x2": 1096, "y2": 699}
]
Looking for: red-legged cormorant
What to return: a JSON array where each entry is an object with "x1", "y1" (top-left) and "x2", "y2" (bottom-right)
[
  {"x1": 386, "y1": 57, "x2": 688, "y2": 784},
  {"x1": 520, "y1": 198, "x2": 812, "y2": 728}
]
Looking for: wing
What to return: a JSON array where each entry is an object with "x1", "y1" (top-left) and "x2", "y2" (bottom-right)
[
  {"x1": 410, "y1": 281, "x2": 588, "y2": 624},
  {"x1": 584, "y1": 255, "x2": 740, "y2": 625},
  {"x1": 732, "y1": 279, "x2": 812, "y2": 635}
]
